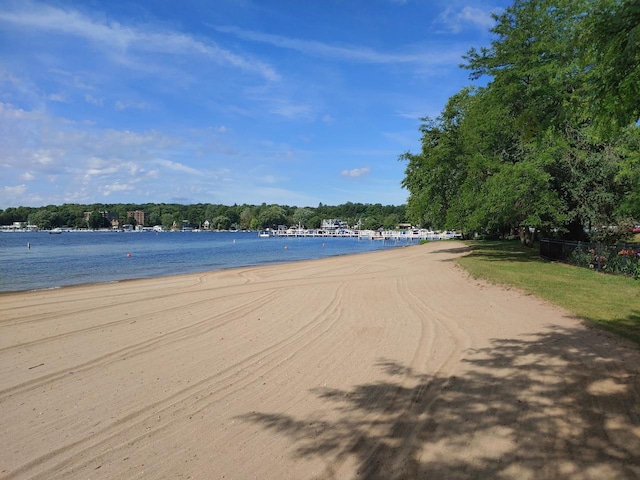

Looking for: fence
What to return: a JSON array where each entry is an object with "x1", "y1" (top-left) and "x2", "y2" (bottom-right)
[{"x1": 540, "y1": 238, "x2": 640, "y2": 278}]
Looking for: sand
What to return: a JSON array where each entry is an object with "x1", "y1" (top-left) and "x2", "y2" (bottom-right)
[{"x1": 0, "y1": 240, "x2": 639, "y2": 479}]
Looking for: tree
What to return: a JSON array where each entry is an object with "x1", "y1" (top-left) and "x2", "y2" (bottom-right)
[
  {"x1": 28, "y1": 209, "x2": 55, "y2": 230},
  {"x1": 211, "y1": 215, "x2": 230, "y2": 230},
  {"x1": 258, "y1": 205, "x2": 286, "y2": 229},
  {"x1": 88, "y1": 211, "x2": 109, "y2": 229},
  {"x1": 578, "y1": 0, "x2": 640, "y2": 131},
  {"x1": 292, "y1": 207, "x2": 314, "y2": 228},
  {"x1": 239, "y1": 207, "x2": 255, "y2": 230},
  {"x1": 400, "y1": 0, "x2": 636, "y2": 243},
  {"x1": 161, "y1": 213, "x2": 174, "y2": 230},
  {"x1": 383, "y1": 213, "x2": 401, "y2": 229}
]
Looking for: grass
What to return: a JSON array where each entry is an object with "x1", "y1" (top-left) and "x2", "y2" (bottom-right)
[{"x1": 456, "y1": 240, "x2": 640, "y2": 346}]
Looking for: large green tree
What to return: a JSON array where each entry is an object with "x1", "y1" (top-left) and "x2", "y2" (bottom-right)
[
  {"x1": 402, "y1": 0, "x2": 639, "y2": 243},
  {"x1": 578, "y1": 0, "x2": 640, "y2": 131}
]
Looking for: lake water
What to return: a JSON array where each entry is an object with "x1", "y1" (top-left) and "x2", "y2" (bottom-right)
[{"x1": 0, "y1": 231, "x2": 417, "y2": 293}]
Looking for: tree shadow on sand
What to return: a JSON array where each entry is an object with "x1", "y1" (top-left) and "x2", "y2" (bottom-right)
[{"x1": 238, "y1": 327, "x2": 640, "y2": 479}]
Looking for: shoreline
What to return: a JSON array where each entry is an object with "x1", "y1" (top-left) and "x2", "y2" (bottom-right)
[
  {"x1": 1, "y1": 241, "x2": 639, "y2": 479},
  {"x1": 1, "y1": 231, "x2": 414, "y2": 294},
  {"x1": 0, "y1": 242, "x2": 418, "y2": 296}
]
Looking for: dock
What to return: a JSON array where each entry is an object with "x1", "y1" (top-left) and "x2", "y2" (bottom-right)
[{"x1": 265, "y1": 229, "x2": 462, "y2": 241}]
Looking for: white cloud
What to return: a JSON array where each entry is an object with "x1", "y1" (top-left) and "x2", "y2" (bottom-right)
[
  {"x1": 115, "y1": 100, "x2": 147, "y2": 111},
  {"x1": 84, "y1": 94, "x2": 103, "y2": 106},
  {"x1": 437, "y1": 6, "x2": 499, "y2": 33},
  {"x1": 102, "y1": 182, "x2": 134, "y2": 195},
  {"x1": 214, "y1": 25, "x2": 453, "y2": 66},
  {"x1": 3, "y1": 184, "x2": 27, "y2": 196},
  {"x1": 47, "y1": 93, "x2": 66, "y2": 102},
  {"x1": 20, "y1": 172, "x2": 35, "y2": 181},
  {"x1": 341, "y1": 167, "x2": 371, "y2": 178},
  {"x1": 32, "y1": 149, "x2": 61, "y2": 167},
  {"x1": 155, "y1": 159, "x2": 201, "y2": 175},
  {"x1": 270, "y1": 101, "x2": 314, "y2": 120},
  {"x1": 0, "y1": 2, "x2": 279, "y2": 82}
]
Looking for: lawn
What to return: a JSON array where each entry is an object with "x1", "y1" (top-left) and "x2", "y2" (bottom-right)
[{"x1": 456, "y1": 240, "x2": 640, "y2": 346}]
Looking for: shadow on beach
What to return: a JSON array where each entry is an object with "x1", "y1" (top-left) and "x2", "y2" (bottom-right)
[{"x1": 239, "y1": 326, "x2": 640, "y2": 479}]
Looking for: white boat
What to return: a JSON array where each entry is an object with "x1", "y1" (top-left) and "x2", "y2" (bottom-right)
[{"x1": 258, "y1": 231, "x2": 271, "y2": 238}]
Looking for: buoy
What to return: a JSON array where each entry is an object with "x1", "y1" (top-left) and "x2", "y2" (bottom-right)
[
  {"x1": 322, "y1": 242, "x2": 326, "y2": 247},
  {"x1": 126, "y1": 253, "x2": 131, "y2": 257},
  {"x1": 284, "y1": 246, "x2": 288, "y2": 250}
]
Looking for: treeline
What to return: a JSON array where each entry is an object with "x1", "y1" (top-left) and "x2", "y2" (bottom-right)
[
  {"x1": 0, "y1": 202, "x2": 407, "y2": 231},
  {"x1": 401, "y1": 0, "x2": 640, "y2": 244}
]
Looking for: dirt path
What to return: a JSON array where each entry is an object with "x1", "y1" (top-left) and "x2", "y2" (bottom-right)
[{"x1": 1, "y1": 241, "x2": 639, "y2": 479}]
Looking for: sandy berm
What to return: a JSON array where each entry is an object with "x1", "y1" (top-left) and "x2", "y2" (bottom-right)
[{"x1": 1, "y1": 241, "x2": 639, "y2": 479}]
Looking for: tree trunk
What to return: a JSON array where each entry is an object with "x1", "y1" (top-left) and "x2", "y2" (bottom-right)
[{"x1": 519, "y1": 227, "x2": 536, "y2": 248}]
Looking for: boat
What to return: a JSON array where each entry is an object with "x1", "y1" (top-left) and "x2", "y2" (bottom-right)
[
  {"x1": 258, "y1": 230, "x2": 271, "y2": 238},
  {"x1": 49, "y1": 228, "x2": 63, "y2": 234}
]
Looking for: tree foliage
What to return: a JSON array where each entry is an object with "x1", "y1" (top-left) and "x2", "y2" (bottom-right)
[
  {"x1": 2, "y1": 202, "x2": 407, "y2": 231},
  {"x1": 401, "y1": 0, "x2": 640, "y2": 243}
]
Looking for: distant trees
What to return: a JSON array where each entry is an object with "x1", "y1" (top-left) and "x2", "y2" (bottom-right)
[
  {"x1": 401, "y1": 0, "x2": 640, "y2": 243},
  {"x1": 2, "y1": 202, "x2": 408, "y2": 231},
  {"x1": 87, "y1": 211, "x2": 110, "y2": 229}
]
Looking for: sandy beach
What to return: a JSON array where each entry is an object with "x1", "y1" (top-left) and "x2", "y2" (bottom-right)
[{"x1": 1, "y1": 241, "x2": 639, "y2": 479}]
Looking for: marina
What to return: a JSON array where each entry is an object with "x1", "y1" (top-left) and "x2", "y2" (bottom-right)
[{"x1": 261, "y1": 227, "x2": 462, "y2": 241}]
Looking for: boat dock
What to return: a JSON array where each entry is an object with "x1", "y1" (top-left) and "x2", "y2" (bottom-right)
[{"x1": 264, "y1": 229, "x2": 462, "y2": 241}]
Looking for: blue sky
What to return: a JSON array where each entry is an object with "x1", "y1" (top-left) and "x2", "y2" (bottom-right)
[{"x1": 0, "y1": 0, "x2": 508, "y2": 209}]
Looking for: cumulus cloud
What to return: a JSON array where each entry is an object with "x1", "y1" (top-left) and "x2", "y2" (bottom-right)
[
  {"x1": 20, "y1": 172, "x2": 35, "y2": 181},
  {"x1": 341, "y1": 167, "x2": 371, "y2": 178}
]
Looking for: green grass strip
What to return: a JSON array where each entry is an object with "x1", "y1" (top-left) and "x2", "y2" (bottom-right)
[{"x1": 456, "y1": 240, "x2": 640, "y2": 346}]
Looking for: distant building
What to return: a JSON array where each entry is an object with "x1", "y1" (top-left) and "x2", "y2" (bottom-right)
[
  {"x1": 84, "y1": 211, "x2": 119, "y2": 222},
  {"x1": 321, "y1": 219, "x2": 349, "y2": 231},
  {"x1": 127, "y1": 210, "x2": 145, "y2": 225}
]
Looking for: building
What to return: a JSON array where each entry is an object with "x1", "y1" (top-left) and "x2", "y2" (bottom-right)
[
  {"x1": 321, "y1": 219, "x2": 349, "y2": 231},
  {"x1": 84, "y1": 211, "x2": 119, "y2": 222},
  {"x1": 127, "y1": 210, "x2": 145, "y2": 225}
]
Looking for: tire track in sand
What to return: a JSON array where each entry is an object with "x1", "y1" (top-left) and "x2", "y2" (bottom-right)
[{"x1": 2, "y1": 280, "x2": 351, "y2": 480}]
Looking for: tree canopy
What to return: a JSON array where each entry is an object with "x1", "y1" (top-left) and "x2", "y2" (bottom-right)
[
  {"x1": 401, "y1": 0, "x2": 640, "y2": 243},
  {"x1": 1, "y1": 202, "x2": 407, "y2": 232}
]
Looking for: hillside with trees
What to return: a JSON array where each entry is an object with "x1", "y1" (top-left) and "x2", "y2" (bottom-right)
[
  {"x1": 0, "y1": 202, "x2": 407, "y2": 232},
  {"x1": 400, "y1": 0, "x2": 640, "y2": 244}
]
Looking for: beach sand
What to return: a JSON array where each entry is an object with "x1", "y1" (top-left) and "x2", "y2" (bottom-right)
[{"x1": 1, "y1": 241, "x2": 639, "y2": 479}]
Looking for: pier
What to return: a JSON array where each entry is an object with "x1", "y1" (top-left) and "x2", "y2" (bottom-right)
[{"x1": 265, "y1": 228, "x2": 462, "y2": 242}]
